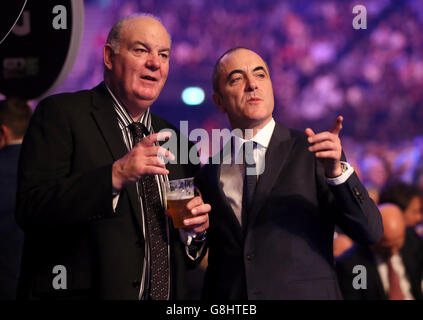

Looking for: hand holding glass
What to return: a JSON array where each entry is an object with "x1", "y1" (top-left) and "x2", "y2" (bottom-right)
[{"x1": 165, "y1": 177, "x2": 198, "y2": 229}]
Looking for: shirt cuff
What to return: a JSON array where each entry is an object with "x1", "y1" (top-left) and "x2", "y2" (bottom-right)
[
  {"x1": 325, "y1": 161, "x2": 354, "y2": 185},
  {"x1": 179, "y1": 229, "x2": 196, "y2": 246},
  {"x1": 112, "y1": 191, "x2": 120, "y2": 212}
]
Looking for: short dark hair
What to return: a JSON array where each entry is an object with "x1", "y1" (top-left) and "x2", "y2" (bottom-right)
[
  {"x1": 0, "y1": 98, "x2": 32, "y2": 138},
  {"x1": 379, "y1": 181, "x2": 422, "y2": 211},
  {"x1": 211, "y1": 47, "x2": 270, "y2": 94}
]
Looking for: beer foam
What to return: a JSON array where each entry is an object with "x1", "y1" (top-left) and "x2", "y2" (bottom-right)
[{"x1": 166, "y1": 192, "x2": 193, "y2": 200}]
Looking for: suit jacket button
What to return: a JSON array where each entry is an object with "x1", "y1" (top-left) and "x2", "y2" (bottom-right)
[{"x1": 132, "y1": 280, "x2": 140, "y2": 288}]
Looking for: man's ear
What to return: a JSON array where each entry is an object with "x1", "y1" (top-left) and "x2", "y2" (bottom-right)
[
  {"x1": 103, "y1": 44, "x2": 114, "y2": 71},
  {"x1": 1, "y1": 124, "x2": 9, "y2": 136},
  {"x1": 0, "y1": 124, "x2": 10, "y2": 147},
  {"x1": 212, "y1": 92, "x2": 226, "y2": 114}
]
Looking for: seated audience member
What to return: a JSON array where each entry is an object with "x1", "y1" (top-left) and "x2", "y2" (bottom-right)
[
  {"x1": 0, "y1": 98, "x2": 32, "y2": 299},
  {"x1": 336, "y1": 203, "x2": 423, "y2": 300},
  {"x1": 359, "y1": 155, "x2": 390, "y2": 204},
  {"x1": 379, "y1": 181, "x2": 423, "y2": 228}
]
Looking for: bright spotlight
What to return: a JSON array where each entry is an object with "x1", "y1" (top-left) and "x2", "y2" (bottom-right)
[{"x1": 181, "y1": 87, "x2": 205, "y2": 105}]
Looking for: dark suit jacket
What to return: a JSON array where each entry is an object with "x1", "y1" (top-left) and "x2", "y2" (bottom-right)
[
  {"x1": 15, "y1": 83, "x2": 198, "y2": 299},
  {"x1": 0, "y1": 144, "x2": 24, "y2": 299},
  {"x1": 196, "y1": 122, "x2": 383, "y2": 300},
  {"x1": 336, "y1": 228, "x2": 423, "y2": 300}
]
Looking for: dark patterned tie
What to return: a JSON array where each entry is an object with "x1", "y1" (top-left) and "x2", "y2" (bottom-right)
[
  {"x1": 128, "y1": 122, "x2": 169, "y2": 300},
  {"x1": 242, "y1": 141, "x2": 257, "y2": 232}
]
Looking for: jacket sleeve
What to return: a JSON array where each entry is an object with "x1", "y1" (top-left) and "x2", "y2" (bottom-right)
[
  {"x1": 315, "y1": 153, "x2": 383, "y2": 245},
  {"x1": 15, "y1": 97, "x2": 115, "y2": 231}
]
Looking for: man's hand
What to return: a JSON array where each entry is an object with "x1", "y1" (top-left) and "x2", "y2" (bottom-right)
[
  {"x1": 112, "y1": 131, "x2": 175, "y2": 191},
  {"x1": 179, "y1": 196, "x2": 210, "y2": 234},
  {"x1": 305, "y1": 116, "x2": 343, "y2": 178}
]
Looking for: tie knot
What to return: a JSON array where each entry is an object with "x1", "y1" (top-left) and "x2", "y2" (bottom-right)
[
  {"x1": 129, "y1": 122, "x2": 149, "y2": 138},
  {"x1": 129, "y1": 122, "x2": 150, "y2": 145}
]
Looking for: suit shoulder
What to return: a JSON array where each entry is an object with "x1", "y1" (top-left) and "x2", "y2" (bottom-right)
[
  {"x1": 287, "y1": 128, "x2": 308, "y2": 143},
  {"x1": 35, "y1": 88, "x2": 94, "y2": 115}
]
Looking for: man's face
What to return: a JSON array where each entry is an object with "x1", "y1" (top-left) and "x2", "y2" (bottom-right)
[
  {"x1": 404, "y1": 196, "x2": 423, "y2": 227},
  {"x1": 213, "y1": 49, "x2": 274, "y2": 130},
  {"x1": 373, "y1": 206, "x2": 406, "y2": 259},
  {"x1": 104, "y1": 17, "x2": 170, "y2": 114}
]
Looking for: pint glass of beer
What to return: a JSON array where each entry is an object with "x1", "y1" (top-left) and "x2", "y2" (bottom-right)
[{"x1": 165, "y1": 177, "x2": 196, "y2": 229}]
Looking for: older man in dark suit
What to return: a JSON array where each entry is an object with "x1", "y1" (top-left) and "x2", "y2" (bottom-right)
[
  {"x1": 196, "y1": 47, "x2": 383, "y2": 300},
  {"x1": 336, "y1": 203, "x2": 423, "y2": 300},
  {"x1": 16, "y1": 14, "x2": 210, "y2": 300}
]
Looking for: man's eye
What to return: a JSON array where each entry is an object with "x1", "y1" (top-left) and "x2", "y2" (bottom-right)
[
  {"x1": 160, "y1": 53, "x2": 169, "y2": 59},
  {"x1": 135, "y1": 48, "x2": 147, "y2": 53},
  {"x1": 230, "y1": 77, "x2": 241, "y2": 84},
  {"x1": 256, "y1": 73, "x2": 265, "y2": 78}
]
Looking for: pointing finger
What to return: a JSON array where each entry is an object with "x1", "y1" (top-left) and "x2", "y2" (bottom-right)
[
  {"x1": 141, "y1": 132, "x2": 172, "y2": 146},
  {"x1": 305, "y1": 128, "x2": 315, "y2": 138},
  {"x1": 157, "y1": 146, "x2": 175, "y2": 161},
  {"x1": 142, "y1": 146, "x2": 175, "y2": 161},
  {"x1": 330, "y1": 116, "x2": 343, "y2": 136}
]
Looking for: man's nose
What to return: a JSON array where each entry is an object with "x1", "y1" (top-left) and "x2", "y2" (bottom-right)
[
  {"x1": 245, "y1": 76, "x2": 258, "y2": 92},
  {"x1": 145, "y1": 53, "x2": 160, "y2": 71}
]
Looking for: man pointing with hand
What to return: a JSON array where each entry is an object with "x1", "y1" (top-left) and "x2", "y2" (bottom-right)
[
  {"x1": 306, "y1": 115, "x2": 344, "y2": 178},
  {"x1": 196, "y1": 47, "x2": 382, "y2": 300}
]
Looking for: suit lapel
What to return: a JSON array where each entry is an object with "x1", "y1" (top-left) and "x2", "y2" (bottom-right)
[
  {"x1": 90, "y1": 83, "x2": 143, "y2": 228},
  {"x1": 215, "y1": 164, "x2": 244, "y2": 244},
  {"x1": 247, "y1": 123, "x2": 296, "y2": 229},
  {"x1": 91, "y1": 83, "x2": 128, "y2": 160},
  {"x1": 209, "y1": 140, "x2": 244, "y2": 243}
]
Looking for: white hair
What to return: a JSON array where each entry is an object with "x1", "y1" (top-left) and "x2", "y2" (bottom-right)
[{"x1": 106, "y1": 13, "x2": 171, "y2": 53}]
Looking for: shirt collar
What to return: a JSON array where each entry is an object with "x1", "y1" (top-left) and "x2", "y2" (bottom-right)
[
  {"x1": 104, "y1": 82, "x2": 152, "y2": 132},
  {"x1": 232, "y1": 118, "x2": 275, "y2": 162},
  {"x1": 374, "y1": 251, "x2": 401, "y2": 265}
]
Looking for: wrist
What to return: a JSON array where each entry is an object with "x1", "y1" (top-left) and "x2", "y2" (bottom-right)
[
  {"x1": 112, "y1": 160, "x2": 124, "y2": 192},
  {"x1": 326, "y1": 163, "x2": 343, "y2": 178}
]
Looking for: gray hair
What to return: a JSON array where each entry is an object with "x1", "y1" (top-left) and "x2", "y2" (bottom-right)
[{"x1": 106, "y1": 13, "x2": 170, "y2": 53}]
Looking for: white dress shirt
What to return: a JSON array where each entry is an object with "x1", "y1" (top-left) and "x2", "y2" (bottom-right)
[{"x1": 219, "y1": 118, "x2": 354, "y2": 226}]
